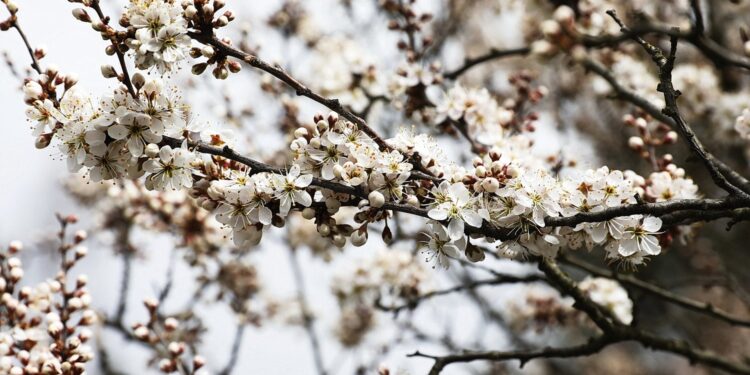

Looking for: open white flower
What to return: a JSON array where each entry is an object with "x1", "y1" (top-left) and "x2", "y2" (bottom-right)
[
  {"x1": 57, "y1": 121, "x2": 103, "y2": 172},
  {"x1": 215, "y1": 185, "x2": 272, "y2": 229},
  {"x1": 108, "y1": 113, "x2": 162, "y2": 157},
  {"x1": 83, "y1": 141, "x2": 129, "y2": 182},
  {"x1": 26, "y1": 99, "x2": 63, "y2": 136},
  {"x1": 143, "y1": 145, "x2": 194, "y2": 191},
  {"x1": 428, "y1": 182, "x2": 483, "y2": 240},
  {"x1": 616, "y1": 216, "x2": 662, "y2": 257},
  {"x1": 422, "y1": 221, "x2": 466, "y2": 269},
  {"x1": 273, "y1": 164, "x2": 313, "y2": 216},
  {"x1": 579, "y1": 277, "x2": 633, "y2": 325}
]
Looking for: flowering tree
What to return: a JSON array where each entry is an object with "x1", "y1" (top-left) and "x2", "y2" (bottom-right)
[{"x1": 2, "y1": 0, "x2": 750, "y2": 373}]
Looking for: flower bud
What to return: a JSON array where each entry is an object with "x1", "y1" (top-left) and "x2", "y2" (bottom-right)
[
  {"x1": 553, "y1": 5, "x2": 574, "y2": 24},
  {"x1": 68, "y1": 297, "x2": 83, "y2": 310},
  {"x1": 164, "y1": 317, "x2": 179, "y2": 331},
  {"x1": 23, "y1": 81, "x2": 43, "y2": 100},
  {"x1": 201, "y1": 46, "x2": 215, "y2": 58},
  {"x1": 35, "y1": 133, "x2": 52, "y2": 149},
  {"x1": 405, "y1": 195, "x2": 419, "y2": 207},
  {"x1": 215, "y1": 15, "x2": 229, "y2": 27},
  {"x1": 64, "y1": 73, "x2": 79, "y2": 89},
  {"x1": 332, "y1": 234, "x2": 346, "y2": 248},
  {"x1": 193, "y1": 355, "x2": 206, "y2": 369},
  {"x1": 294, "y1": 127, "x2": 308, "y2": 138},
  {"x1": 540, "y1": 20, "x2": 560, "y2": 37},
  {"x1": 143, "y1": 297, "x2": 159, "y2": 311},
  {"x1": 8, "y1": 240, "x2": 23, "y2": 253},
  {"x1": 168, "y1": 341, "x2": 184, "y2": 355},
  {"x1": 100, "y1": 65, "x2": 118, "y2": 79},
  {"x1": 368, "y1": 191, "x2": 385, "y2": 208},
  {"x1": 48, "y1": 321, "x2": 64, "y2": 336},
  {"x1": 481, "y1": 178, "x2": 500, "y2": 193},
  {"x1": 664, "y1": 131, "x2": 678, "y2": 144},
  {"x1": 131, "y1": 72, "x2": 146, "y2": 89},
  {"x1": 75, "y1": 246, "x2": 88, "y2": 258},
  {"x1": 506, "y1": 165, "x2": 519, "y2": 178},
  {"x1": 134, "y1": 326, "x2": 150, "y2": 340},
  {"x1": 145, "y1": 143, "x2": 160, "y2": 158},
  {"x1": 6, "y1": 1, "x2": 18, "y2": 13},
  {"x1": 317, "y1": 223, "x2": 331, "y2": 237},
  {"x1": 76, "y1": 275, "x2": 88, "y2": 288},
  {"x1": 635, "y1": 117, "x2": 648, "y2": 129},
  {"x1": 159, "y1": 359, "x2": 174, "y2": 372},
  {"x1": 628, "y1": 136, "x2": 644, "y2": 150},
  {"x1": 350, "y1": 229, "x2": 368, "y2": 247},
  {"x1": 301, "y1": 207, "x2": 316, "y2": 220},
  {"x1": 72, "y1": 8, "x2": 91, "y2": 22},
  {"x1": 143, "y1": 79, "x2": 163, "y2": 97},
  {"x1": 184, "y1": 5, "x2": 198, "y2": 18},
  {"x1": 9, "y1": 267, "x2": 23, "y2": 282},
  {"x1": 212, "y1": 66, "x2": 229, "y2": 80},
  {"x1": 227, "y1": 60, "x2": 242, "y2": 73}
]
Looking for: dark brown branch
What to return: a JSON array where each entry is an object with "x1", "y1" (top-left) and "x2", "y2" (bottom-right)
[
  {"x1": 582, "y1": 23, "x2": 750, "y2": 72},
  {"x1": 376, "y1": 273, "x2": 545, "y2": 313},
  {"x1": 10, "y1": 23, "x2": 41, "y2": 74},
  {"x1": 444, "y1": 46, "x2": 531, "y2": 80},
  {"x1": 408, "y1": 336, "x2": 612, "y2": 375},
  {"x1": 413, "y1": 259, "x2": 750, "y2": 374},
  {"x1": 605, "y1": 10, "x2": 750, "y2": 199},
  {"x1": 539, "y1": 258, "x2": 750, "y2": 375},
  {"x1": 88, "y1": 0, "x2": 138, "y2": 99},
  {"x1": 162, "y1": 136, "x2": 749, "y2": 244},
  {"x1": 581, "y1": 57, "x2": 750, "y2": 193},
  {"x1": 689, "y1": 0, "x2": 705, "y2": 35},
  {"x1": 188, "y1": 32, "x2": 389, "y2": 152},
  {"x1": 561, "y1": 255, "x2": 750, "y2": 328}
]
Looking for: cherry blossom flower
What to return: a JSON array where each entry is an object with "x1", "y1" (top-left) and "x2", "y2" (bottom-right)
[
  {"x1": 422, "y1": 221, "x2": 466, "y2": 269},
  {"x1": 273, "y1": 165, "x2": 313, "y2": 216},
  {"x1": 428, "y1": 182, "x2": 483, "y2": 240},
  {"x1": 83, "y1": 141, "x2": 130, "y2": 182},
  {"x1": 108, "y1": 113, "x2": 163, "y2": 157},
  {"x1": 579, "y1": 277, "x2": 633, "y2": 325},
  {"x1": 143, "y1": 145, "x2": 194, "y2": 191},
  {"x1": 614, "y1": 216, "x2": 663, "y2": 258}
]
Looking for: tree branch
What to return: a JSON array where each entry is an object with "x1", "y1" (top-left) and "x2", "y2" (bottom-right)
[
  {"x1": 408, "y1": 336, "x2": 612, "y2": 375},
  {"x1": 561, "y1": 255, "x2": 750, "y2": 328},
  {"x1": 443, "y1": 46, "x2": 531, "y2": 79},
  {"x1": 376, "y1": 273, "x2": 544, "y2": 313},
  {"x1": 581, "y1": 57, "x2": 750, "y2": 193},
  {"x1": 605, "y1": 10, "x2": 750, "y2": 199}
]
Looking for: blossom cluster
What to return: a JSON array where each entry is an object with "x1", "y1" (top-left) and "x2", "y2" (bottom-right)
[
  {"x1": 26, "y1": 64, "x2": 696, "y2": 269},
  {"x1": 0, "y1": 229, "x2": 95, "y2": 374},
  {"x1": 123, "y1": 0, "x2": 192, "y2": 72},
  {"x1": 132, "y1": 298, "x2": 208, "y2": 374},
  {"x1": 505, "y1": 276, "x2": 632, "y2": 345},
  {"x1": 331, "y1": 249, "x2": 429, "y2": 346},
  {"x1": 430, "y1": 84, "x2": 514, "y2": 144},
  {"x1": 18, "y1": 0, "x2": 708, "y2": 276}
]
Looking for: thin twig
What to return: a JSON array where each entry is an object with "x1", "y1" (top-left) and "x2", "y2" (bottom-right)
[
  {"x1": 443, "y1": 46, "x2": 531, "y2": 79},
  {"x1": 376, "y1": 273, "x2": 544, "y2": 313},
  {"x1": 605, "y1": 10, "x2": 750, "y2": 199},
  {"x1": 218, "y1": 323, "x2": 246, "y2": 375},
  {"x1": 287, "y1": 245, "x2": 327, "y2": 375}
]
